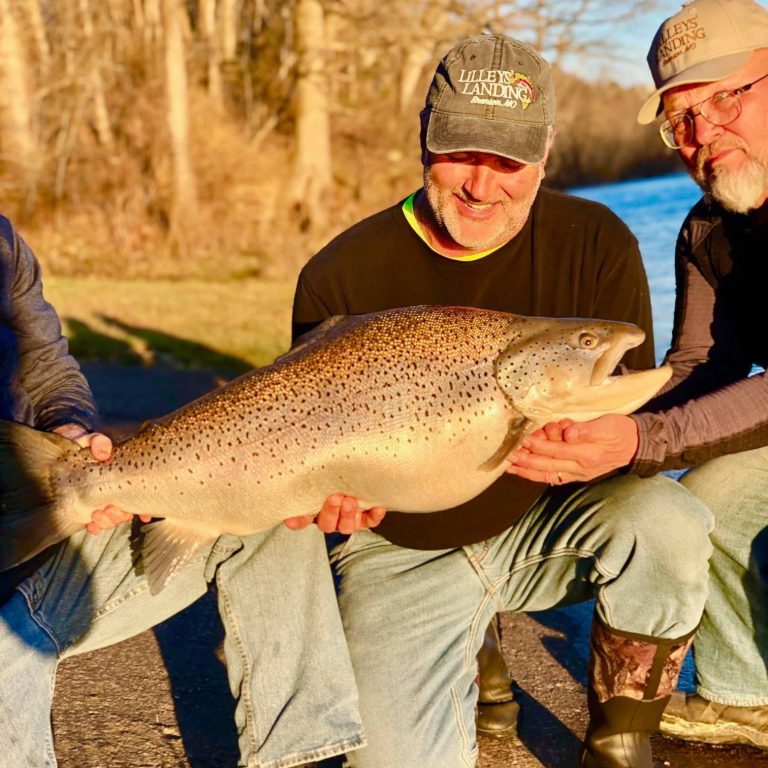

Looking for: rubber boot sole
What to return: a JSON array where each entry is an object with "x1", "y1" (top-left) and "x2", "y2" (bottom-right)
[{"x1": 661, "y1": 714, "x2": 768, "y2": 751}]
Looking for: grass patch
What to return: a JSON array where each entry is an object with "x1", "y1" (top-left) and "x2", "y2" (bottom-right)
[{"x1": 44, "y1": 276, "x2": 295, "y2": 372}]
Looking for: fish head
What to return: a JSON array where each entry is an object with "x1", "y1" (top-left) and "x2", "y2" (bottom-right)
[{"x1": 495, "y1": 316, "x2": 671, "y2": 425}]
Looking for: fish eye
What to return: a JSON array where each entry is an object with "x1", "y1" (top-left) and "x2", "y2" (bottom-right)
[{"x1": 578, "y1": 332, "x2": 599, "y2": 349}]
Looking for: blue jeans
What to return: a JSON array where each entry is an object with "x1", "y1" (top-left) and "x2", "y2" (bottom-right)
[
  {"x1": 0, "y1": 523, "x2": 363, "y2": 767},
  {"x1": 329, "y1": 474, "x2": 713, "y2": 768},
  {"x1": 681, "y1": 446, "x2": 768, "y2": 706}
]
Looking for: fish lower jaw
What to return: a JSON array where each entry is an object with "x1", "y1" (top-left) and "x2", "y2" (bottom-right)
[
  {"x1": 514, "y1": 365, "x2": 672, "y2": 423},
  {"x1": 580, "y1": 365, "x2": 672, "y2": 415}
]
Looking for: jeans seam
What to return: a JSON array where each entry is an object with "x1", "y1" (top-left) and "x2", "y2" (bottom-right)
[
  {"x1": 336, "y1": 532, "x2": 359, "y2": 559},
  {"x1": 46, "y1": 659, "x2": 59, "y2": 764},
  {"x1": 449, "y1": 685, "x2": 477, "y2": 768},
  {"x1": 505, "y1": 546, "x2": 618, "y2": 579},
  {"x1": 466, "y1": 546, "x2": 618, "y2": 626},
  {"x1": 453, "y1": 586, "x2": 495, "y2": 766},
  {"x1": 92, "y1": 549, "x2": 214, "y2": 620},
  {"x1": 466, "y1": 545, "x2": 617, "y2": 594},
  {"x1": 329, "y1": 532, "x2": 364, "y2": 567},
  {"x1": 216, "y1": 566, "x2": 259, "y2": 753},
  {"x1": 245, "y1": 735, "x2": 366, "y2": 767},
  {"x1": 462, "y1": 546, "x2": 496, "y2": 595},
  {"x1": 16, "y1": 586, "x2": 65, "y2": 655}
]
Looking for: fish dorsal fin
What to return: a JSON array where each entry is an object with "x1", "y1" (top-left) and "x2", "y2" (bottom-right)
[
  {"x1": 277, "y1": 315, "x2": 357, "y2": 363},
  {"x1": 141, "y1": 519, "x2": 219, "y2": 595},
  {"x1": 480, "y1": 415, "x2": 530, "y2": 471}
]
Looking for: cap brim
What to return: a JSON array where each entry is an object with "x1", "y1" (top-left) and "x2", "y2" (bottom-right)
[
  {"x1": 637, "y1": 51, "x2": 753, "y2": 124},
  {"x1": 426, "y1": 110, "x2": 550, "y2": 164}
]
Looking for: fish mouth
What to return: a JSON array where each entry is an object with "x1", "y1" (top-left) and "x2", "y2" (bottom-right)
[
  {"x1": 589, "y1": 333, "x2": 640, "y2": 386},
  {"x1": 513, "y1": 364, "x2": 671, "y2": 424},
  {"x1": 580, "y1": 330, "x2": 671, "y2": 417},
  {"x1": 568, "y1": 364, "x2": 673, "y2": 421}
]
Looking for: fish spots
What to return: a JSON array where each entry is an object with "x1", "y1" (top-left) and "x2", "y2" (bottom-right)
[{"x1": 51, "y1": 307, "x2": 638, "y2": 528}]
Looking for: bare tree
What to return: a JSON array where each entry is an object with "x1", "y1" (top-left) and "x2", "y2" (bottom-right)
[
  {"x1": 0, "y1": 0, "x2": 673, "y2": 273},
  {"x1": 220, "y1": 0, "x2": 242, "y2": 61},
  {"x1": 198, "y1": 0, "x2": 224, "y2": 104},
  {"x1": 286, "y1": 0, "x2": 332, "y2": 231},
  {"x1": 0, "y1": 0, "x2": 39, "y2": 190},
  {"x1": 78, "y1": 0, "x2": 115, "y2": 147},
  {"x1": 18, "y1": 0, "x2": 51, "y2": 72},
  {"x1": 143, "y1": 0, "x2": 163, "y2": 47},
  {"x1": 163, "y1": 0, "x2": 198, "y2": 253}
]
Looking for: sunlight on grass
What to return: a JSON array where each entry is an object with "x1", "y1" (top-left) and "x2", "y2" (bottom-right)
[{"x1": 44, "y1": 276, "x2": 295, "y2": 372}]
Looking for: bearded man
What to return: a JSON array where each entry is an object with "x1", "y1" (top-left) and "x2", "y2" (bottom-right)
[{"x1": 508, "y1": 0, "x2": 768, "y2": 753}]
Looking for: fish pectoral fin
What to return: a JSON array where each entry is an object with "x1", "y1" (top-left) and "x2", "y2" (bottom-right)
[
  {"x1": 141, "y1": 520, "x2": 219, "y2": 595},
  {"x1": 480, "y1": 416, "x2": 530, "y2": 471}
]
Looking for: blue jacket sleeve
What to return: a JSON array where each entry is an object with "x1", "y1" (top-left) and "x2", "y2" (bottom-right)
[{"x1": 0, "y1": 217, "x2": 96, "y2": 431}]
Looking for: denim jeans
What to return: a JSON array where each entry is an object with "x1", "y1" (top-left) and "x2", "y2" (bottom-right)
[
  {"x1": 681, "y1": 446, "x2": 768, "y2": 706},
  {"x1": 0, "y1": 523, "x2": 364, "y2": 768},
  {"x1": 328, "y1": 474, "x2": 713, "y2": 768}
]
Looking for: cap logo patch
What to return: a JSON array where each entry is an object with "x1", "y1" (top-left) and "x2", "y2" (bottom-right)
[
  {"x1": 656, "y1": 14, "x2": 707, "y2": 69},
  {"x1": 457, "y1": 69, "x2": 536, "y2": 110}
]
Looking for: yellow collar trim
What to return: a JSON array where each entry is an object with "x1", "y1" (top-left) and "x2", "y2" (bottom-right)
[{"x1": 401, "y1": 192, "x2": 502, "y2": 262}]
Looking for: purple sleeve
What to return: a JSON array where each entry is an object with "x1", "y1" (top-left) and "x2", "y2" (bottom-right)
[{"x1": 630, "y1": 241, "x2": 768, "y2": 475}]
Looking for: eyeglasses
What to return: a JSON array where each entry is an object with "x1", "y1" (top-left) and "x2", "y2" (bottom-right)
[{"x1": 659, "y1": 72, "x2": 768, "y2": 149}]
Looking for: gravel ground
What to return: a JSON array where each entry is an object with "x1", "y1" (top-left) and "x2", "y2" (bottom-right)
[{"x1": 46, "y1": 364, "x2": 768, "y2": 768}]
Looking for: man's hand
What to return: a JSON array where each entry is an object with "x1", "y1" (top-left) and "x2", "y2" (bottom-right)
[
  {"x1": 506, "y1": 414, "x2": 639, "y2": 485},
  {"x1": 284, "y1": 493, "x2": 387, "y2": 534},
  {"x1": 52, "y1": 425, "x2": 151, "y2": 533},
  {"x1": 52, "y1": 423, "x2": 114, "y2": 460}
]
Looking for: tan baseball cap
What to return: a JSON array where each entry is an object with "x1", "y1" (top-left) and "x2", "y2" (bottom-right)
[{"x1": 638, "y1": 0, "x2": 768, "y2": 124}]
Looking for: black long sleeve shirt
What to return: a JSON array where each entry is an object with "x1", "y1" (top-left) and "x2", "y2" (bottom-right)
[{"x1": 292, "y1": 188, "x2": 655, "y2": 548}]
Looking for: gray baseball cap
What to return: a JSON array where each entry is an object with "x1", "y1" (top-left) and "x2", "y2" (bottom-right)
[
  {"x1": 638, "y1": 0, "x2": 768, "y2": 124},
  {"x1": 420, "y1": 34, "x2": 556, "y2": 164}
]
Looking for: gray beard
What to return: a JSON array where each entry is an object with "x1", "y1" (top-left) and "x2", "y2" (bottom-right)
[{"x1": 695, "y1": 154, "x2": 768, "y2": 214}]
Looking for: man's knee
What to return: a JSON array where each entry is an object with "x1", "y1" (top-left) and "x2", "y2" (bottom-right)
[
  {"x1": 682, "y1": 449, "x2": 768, "y2": 533},
  {"x1": 602, "y1": 473, "x2": 710, "y2": 527},
  {"x1": 598, "y1": 476, "x2": 713, "y2": 579}
]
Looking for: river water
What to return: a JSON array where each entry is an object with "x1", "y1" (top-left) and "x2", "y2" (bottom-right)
[{"x1": 570, "y1": 172, "x2": 702, "y2": 363}]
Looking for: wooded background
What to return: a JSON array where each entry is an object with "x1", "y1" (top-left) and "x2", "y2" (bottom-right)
[{"x1": 0, "y1": 1, "x2": 677, "y2": 279}]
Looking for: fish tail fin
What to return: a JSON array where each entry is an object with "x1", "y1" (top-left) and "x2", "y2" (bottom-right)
[{"x1": 0, "y1": 420, "x2": 82, "y2": 571}]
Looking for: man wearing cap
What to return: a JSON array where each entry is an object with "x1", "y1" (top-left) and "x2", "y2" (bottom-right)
[
  {"x1": 507, "y1": 0, "x2": 768, "y2": 753},
  {"x1": 293, "y1": 33, "x2": 713, "y2": 768}
]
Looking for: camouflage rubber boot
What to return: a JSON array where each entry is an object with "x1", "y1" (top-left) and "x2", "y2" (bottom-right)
[
  {"x1": 661, "y1": 693, "x2": 768, "y2": 750},
  {"x1": 476, "y1": 614, "x2": 520, "y2": 737},
  {"x1": 579, "y1": 617, "x2": 695, "y2": 768}
]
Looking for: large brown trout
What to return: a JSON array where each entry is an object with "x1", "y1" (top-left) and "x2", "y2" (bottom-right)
[{"x1": 0, "y1": 306, "x2": 670, "y2": 592}]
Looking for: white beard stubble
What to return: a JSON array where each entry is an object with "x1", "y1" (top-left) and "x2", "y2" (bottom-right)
[{"x1": 423, "y1": 168, "x2": 541, "y2": 251}]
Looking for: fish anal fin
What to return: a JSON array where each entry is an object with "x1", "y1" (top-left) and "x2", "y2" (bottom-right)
[
  {"x1": 141, "y1": 519, "x2": 219, "y2": 595},
  {"x1": 480, "y1": 416, "x2": 530, "y2": 471}
]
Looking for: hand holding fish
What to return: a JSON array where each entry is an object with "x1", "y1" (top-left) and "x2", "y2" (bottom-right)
[
  {"x1": 52, "y1": 426, "x2": 152, "y2": 533},
  {"x1": 284, "y1": 494, "x2": 387, "y2": 534},
  {"x1": 52, "y1": 424, "x2": 113, "y2": 461},
  {"x1": 86, "y1": 504, "x2": 153, "y2": 533},
  {"x1": 0, "y1": 308, "x2": 669, "y2": 594},
  {"x1": 506, "y1": 414, "x2": 639, "y2": 484}
]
